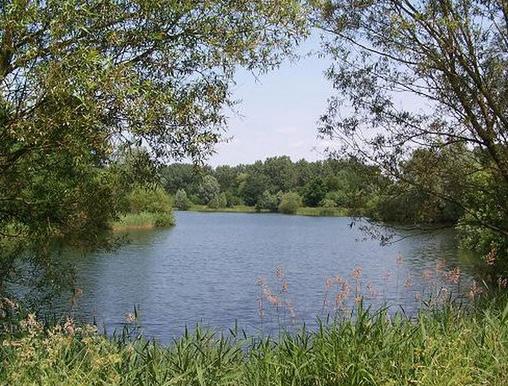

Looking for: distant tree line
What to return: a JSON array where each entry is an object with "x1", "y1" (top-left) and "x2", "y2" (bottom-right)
[
  {"x1": 161, "y1": 154, "x2": 461, "y2": 222},
  {"x1": 162, "y1": 156, "x2": 380, "y2": 214}
]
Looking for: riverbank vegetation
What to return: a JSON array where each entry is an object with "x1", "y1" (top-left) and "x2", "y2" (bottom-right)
[
  {"x1": 1, "y1": 297, "x2": 508, "y2": 385},
  {"x1": 0, "y1": 0, "x2": 507, "y2": 383},
  {"x1": 111, "y1": 185, "x2": 174, "y2": 231}
]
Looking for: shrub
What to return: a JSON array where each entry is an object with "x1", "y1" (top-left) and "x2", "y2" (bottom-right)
[
  {"x1": 174, "y1": 189, "x2": 192, "y2": 210},
  {"x1": 208, "y1": 192, "x2": 227, "y2": 209},
  {"x1": 278, "y1": 192, "x2": 302, "y2": 214},
  {"x1": 225, "y1": 191, "x2": 242, "y2": 207},
  {"x1": 319, "y1": 198, "x2": 337, "y2": 208},
  {"x1": 256, "y1": 190, "x2": 280, "y2": 212},
  {"x1": 127, "y1": 185, "x2": 172, "y2": 214},
  {"x1": 324, "y1": 190, "x2": 349, "y2": 207},
  {"x1": 112, "y1": 211, "x2": 174, "y2": 230}
]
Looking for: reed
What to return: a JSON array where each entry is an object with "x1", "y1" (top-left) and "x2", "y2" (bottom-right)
[
  {"x1": 1, "y1": 296, "x2": 508, "y2": 385},
  {"x1": 111, "y1": 211, "x2": 175, "y2": 231}
]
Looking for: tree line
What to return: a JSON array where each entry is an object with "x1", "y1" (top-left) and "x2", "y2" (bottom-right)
[{"x1": 162, "y1": 156, "x2": 379, "y2": 214}]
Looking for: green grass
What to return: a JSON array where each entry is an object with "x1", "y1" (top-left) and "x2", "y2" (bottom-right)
[
  {"x1": 186, "y1": 205, "x2": 348, "y2": 217},
  {"x1": 2, "y1": 299, "x2": 508, "y2": 385},
  {"x1": 111, "y1": 211, "x2": 175, "y2": 231}
]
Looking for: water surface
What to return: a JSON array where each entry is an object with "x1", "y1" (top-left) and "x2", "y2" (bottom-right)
[{"x1": 62, "y1": 212, "x2": 475, "y2": 342}]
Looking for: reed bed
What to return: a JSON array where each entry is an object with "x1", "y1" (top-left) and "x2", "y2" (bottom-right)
[
  {"x1": 111, "y1": 212, "x2": 175, "y2": 231},
  {"x1": 1, "y1": 296, "x2": 508, "y2": 385}
]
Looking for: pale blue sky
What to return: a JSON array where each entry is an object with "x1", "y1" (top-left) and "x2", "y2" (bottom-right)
[{"x1": 209, "y1": 37, "x2": 334, "y2": 166}]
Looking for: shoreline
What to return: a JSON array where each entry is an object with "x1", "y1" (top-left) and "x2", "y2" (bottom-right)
[{"x1": 180, "y1": 205, "x2": 349, "y2": 217}]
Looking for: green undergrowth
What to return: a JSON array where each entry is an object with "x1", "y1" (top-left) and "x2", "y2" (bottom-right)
[{"x1": 1, "y1": 298, "x2": 508, "y2": 385}]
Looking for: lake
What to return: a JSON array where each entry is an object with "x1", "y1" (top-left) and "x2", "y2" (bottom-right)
[{"x1": 61, "y1": 211, "x2": 476, "y2": 343}]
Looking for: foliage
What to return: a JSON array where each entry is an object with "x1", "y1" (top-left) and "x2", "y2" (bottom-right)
[
  {"x1": 174, "y1": 189, "x2": 192, "y2": 211},
  {"x1": 315, "y1": 0, "x2": 508, "y2": 261},
  {"x1": 126, "y1": 186, "x2": 172, "y2": 215},
  {"x1": 208, "y1": 192, "x2": 228, "y2": 209},
  {"x1": 302, "y1": 177, "x2": 327, "y2": 207},
  {"x1": 239, "y1": 172, "x2": 271, "y2": 207},
  {"x1": 256, "y1": 191, "x2": 281, "y2": 212},
  {"x1": 0, "y1": 0, "x2": 308, "y2": 300},
  {"x1": 199, "y1": 175, "x2": 221, "y2": 206},
  {"x1": 2, "y1": 301, "x2": 508, "y2": 385},
  {"x1": 278, "y1": 192, "x2": 303, "y2": 215},
  {"x1": 319, "y1": 198, "x2": 337, "y2": 209},
  {"x1": 161, "y1": 156, "x2": 382, "y2": 214},
  {"x1": 187, "y1": 205, "x2": 259, "y2": 214}
]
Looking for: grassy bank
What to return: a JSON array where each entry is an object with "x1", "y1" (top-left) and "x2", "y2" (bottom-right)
[
  {"x1": 185, "y1": 205, "x2": 348, "y2": 217},
  {"x1": 2, "y1": 300, "x2": 508, "y2": 385},
  {"x1": 187, "y1": 204, "x2": 263, "y2": 214},
  {"x1": 111, "y1": 211, "x2": 175, "y2": 231}
]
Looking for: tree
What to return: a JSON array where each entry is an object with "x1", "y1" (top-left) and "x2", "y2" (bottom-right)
[
  {"x1": 302, "y1": 177, "x2": 327, "y2": 207},
  {"x1": 263, "y1": 156, "x2": 297, "y2": 192},
  {"x1": 239, "y1": 173, "x2": 271, "y2": 206},
  {"x1": 127, "y1": 185, "x2": 172, "y2": 215},
  {"x1": 278, "y1": 192, "x2": 302, "y2": 215},
  {"x1": 256, "y1": 190, "x2": 280, "y2": 212},
  {"x1": 161, "y1": 164, "x2": 207, "y2": 196},
  {"x1": 208, "y1": 192, "x2": 227, "y2": 209},
  {"x1": 0, "y1": 1, "x2": 309, "y2": 300},
  {"x1": 198, "y1": 175, "x2": 221, "y2": 206},
  {"x1": 315, "y1": 0, "x2": 508, "y2": 260},
  {"x1": 174, "y1": 189, "x2": 192, "y2": 211}
]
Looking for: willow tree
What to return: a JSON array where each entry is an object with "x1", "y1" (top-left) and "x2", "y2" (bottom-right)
[
  {"x1": 315, "y1": 0, "x2": 508, "y2": 261},
  {"x1": 0, "y1": 1, "x2": 308, "y2": 301}
]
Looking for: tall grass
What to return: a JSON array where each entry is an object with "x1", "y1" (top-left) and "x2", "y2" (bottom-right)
[
  {"x1": 111, "y1": 211, "x2": 174, "y2": 231},
  {"x1": 1, "y1": 298, "x2": 508, "y2": 385}
]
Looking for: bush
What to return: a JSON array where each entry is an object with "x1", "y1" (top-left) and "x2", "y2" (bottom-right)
[
  {"x1": 174, "y1": 189, "x2": 192, "y2": 210},
  {"x1": 324, "y1": 190, "x2": 349, "y2": 207},
  {"x1": 112, "y1": 211, "x2": 174, "y2": 230},
  {"x1": 278, "y1": 192, "x2": 302, "y2": 214},
  {"x1": 225, "y1": 191, "x2": 243, "y2": 207},
  {"x1": 256, "y1": 190, "x2": 280, "y2": 212},
  {"x1": 319, "y1": 198, "x2": 337, "y2": 208},
  {"x1": 208, "y1": 192, "x2": 227, "y2": 209},
  {"x1": 188, "y1": 194, "x2": 201, "y2": 205},
  {"x1": 126, "y1": 185, "x2": 172, "y2": 214}
]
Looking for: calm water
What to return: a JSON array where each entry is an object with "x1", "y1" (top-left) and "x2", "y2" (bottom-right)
[{"x1": 61, "y1": 212, "x2": 475, "y2": 342}]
